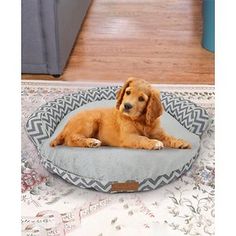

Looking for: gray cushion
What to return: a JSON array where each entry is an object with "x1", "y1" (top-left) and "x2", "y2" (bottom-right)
[{"x1": 40, "y1": 100, "x2": 200, "y2": 185}]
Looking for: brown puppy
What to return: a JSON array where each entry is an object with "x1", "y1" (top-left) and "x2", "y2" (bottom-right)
[{"x1": 50, "y1": 78, "x2": 191, "y2": 150}]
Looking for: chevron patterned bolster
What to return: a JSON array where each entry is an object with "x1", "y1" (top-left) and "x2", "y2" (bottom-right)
[
  {"x1": 26, "y1": 110, "x2": 50, "y2": 147},
  {"x1": 26, "y1": 87, "x2": 209, "y2": 147},
  {"x1": 161, "y1": 92, "x2": 209, "y2": 136}
]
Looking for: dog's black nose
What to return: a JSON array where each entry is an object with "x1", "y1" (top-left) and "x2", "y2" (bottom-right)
[{"x1": 124, "y1": 103, "x2": 133, "y2": 110}]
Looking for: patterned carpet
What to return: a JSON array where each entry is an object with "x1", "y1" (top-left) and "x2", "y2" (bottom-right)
[{"x1": 21, "y1": 81, "x2": 215, "y2": 236}]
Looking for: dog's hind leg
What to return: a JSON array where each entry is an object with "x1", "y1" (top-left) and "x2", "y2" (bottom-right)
[
  {"x1": 51, "y1": 111, "x2": 101, "y2": 148},
  {"x1": 66, "y1": 134, "x2": 101, "y2": 148},
  {"x1": 50, "y1": 132, "x2": 65, "y2": 147}
]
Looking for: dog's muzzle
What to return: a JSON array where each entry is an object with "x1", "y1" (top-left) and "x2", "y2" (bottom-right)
[{"x1": 124, "y1": 103, "x2": 133, "y2": 111}]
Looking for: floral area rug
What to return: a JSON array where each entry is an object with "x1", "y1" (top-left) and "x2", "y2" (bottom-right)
[{"x1": 21, "y1": 81, "x2": 215, "y2": 236}]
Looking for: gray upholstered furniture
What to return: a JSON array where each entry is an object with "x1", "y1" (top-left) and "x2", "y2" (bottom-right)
[{"x1": 22, "y1": 0, "x2": 91, "y2": 75}]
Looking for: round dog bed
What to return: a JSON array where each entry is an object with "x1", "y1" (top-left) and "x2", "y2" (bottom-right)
[{"x1": 26, "y1": 86, "x2": 209, "y2": 192}]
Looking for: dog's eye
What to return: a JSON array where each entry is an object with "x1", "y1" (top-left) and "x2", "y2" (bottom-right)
[
  {"x1": 126, "y1": 91, "x2": 131, "y2": 95},
  {"x1": 138, "y1": 96, "x2": 145, "y2": 102}
]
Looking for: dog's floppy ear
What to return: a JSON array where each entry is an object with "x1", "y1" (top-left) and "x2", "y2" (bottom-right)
[
  {"x1": 116, "y1": 77, "x2": 135, "y2": 109},
  {"x1": 145, "y1": 89, "x2": 163, "y2": 125}
]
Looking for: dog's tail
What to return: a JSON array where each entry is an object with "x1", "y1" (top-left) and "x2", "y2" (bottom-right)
[{"x1": 50, "y1": 132, "x2": 65, "y2": 147}]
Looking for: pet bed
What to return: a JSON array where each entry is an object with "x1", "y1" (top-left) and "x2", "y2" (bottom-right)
[{"x1": 26, "y1": 86, "x2": 209, "y2": 192}]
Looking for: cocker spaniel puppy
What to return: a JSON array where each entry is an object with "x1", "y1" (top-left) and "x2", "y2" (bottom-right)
[{"x1": 51, "y1": 78, "x2": 191, "y2": 150}]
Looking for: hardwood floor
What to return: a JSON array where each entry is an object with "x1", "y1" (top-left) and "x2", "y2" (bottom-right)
[{"x1": 22, "y1": 0, "x2": 214, "y2": 84}]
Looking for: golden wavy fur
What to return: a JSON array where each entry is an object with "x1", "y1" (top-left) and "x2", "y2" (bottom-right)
[{"x1": 50, "y1": 78, "x2": 191, "y2": 150}]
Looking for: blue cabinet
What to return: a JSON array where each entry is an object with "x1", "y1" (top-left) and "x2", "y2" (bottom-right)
[{"x1": 202, "y1": 0, "x2": 215, "y2": 52}]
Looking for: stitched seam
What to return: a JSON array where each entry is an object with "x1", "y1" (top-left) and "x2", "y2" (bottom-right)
[
  {"x1": 53, "y1": 0, "x2": 60, "y2": 73},
  {"x1": 38, "y1": 0, "x2": 48, "y2": 72}
]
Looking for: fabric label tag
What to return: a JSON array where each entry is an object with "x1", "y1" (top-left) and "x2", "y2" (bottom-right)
[{"x1": 111, "y1": 181, "x2": 139, "y2": 192}]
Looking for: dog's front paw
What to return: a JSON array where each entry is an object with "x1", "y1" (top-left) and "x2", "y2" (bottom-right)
[
  {"x1": 148, "y1": 140, "x2": 164, "y2": 150},
  {"x1": 87, "y1": 138, "x2": 102, "y2": 148},
  {"x1": 154, "y1": 140, "x2": 164, "y2": 150}
]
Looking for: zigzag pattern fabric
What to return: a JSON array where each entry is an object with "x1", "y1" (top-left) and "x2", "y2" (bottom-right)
[{"x1": 161, "y1": 92, "x2": 209, "y2": 136}]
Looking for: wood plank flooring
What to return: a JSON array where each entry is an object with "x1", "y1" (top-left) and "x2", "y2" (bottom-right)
[{"x1": 22, "y1": 0, "x2": 214, "y2": 84}]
